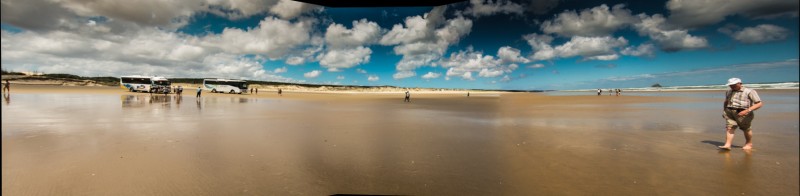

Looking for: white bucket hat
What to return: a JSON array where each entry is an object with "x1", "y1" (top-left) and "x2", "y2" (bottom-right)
[{"x1": 726, "y1": 78, "x2": 742, "y2": 86}]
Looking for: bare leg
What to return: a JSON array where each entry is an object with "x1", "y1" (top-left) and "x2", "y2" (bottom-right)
[
  {"x1": 719, "y1": 127, "x2": 735, "y2": 150},
  {"x1": 742, "y1": 130, "x2": 753, "y2": 149}
]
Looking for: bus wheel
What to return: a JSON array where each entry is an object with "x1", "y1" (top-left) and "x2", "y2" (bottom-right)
[
  {"x1": 230, "y1": 90, "x2": 235, "y2": 94},
  {"x1": 211, "y1": 89, "x2": 217, "y2": 93},
  {"x1": 129, "y1": 87, "x2": 134, "y2": 92}
]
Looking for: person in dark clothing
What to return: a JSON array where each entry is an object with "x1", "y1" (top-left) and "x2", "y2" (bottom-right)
[{"x1": 3, "y1": 80, "x2": 9, "y2": 94}]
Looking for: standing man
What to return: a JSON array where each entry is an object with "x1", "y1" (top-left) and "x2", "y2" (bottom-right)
[
  {"x1": 3, "y1": 80, "x2": 9, "y2": 94},
  {"x1": 196, "y1": 86, "x2": 202, "y2": 98},
  {"x1": 719, "y1": 78, "x2": 763, "y2": 150},
  {"x1": 404, "y1": 90, "x2": 410, "y2": 102},
  {"x1": 250, "y1": 88, "x2": 253, "y2": 94},
  {"x1": 597, "y1": 89, "x2": 601, "y2": 96},
  {"x1": 278, "y1": 88, "x2": 282, "y2": 96}
]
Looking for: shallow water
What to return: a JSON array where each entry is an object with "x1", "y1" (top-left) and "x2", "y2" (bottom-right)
[{"x1": 2, "y1": 92, "x2": 798, "y2": 195}]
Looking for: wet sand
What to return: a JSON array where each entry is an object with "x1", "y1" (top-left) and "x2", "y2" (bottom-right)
[{"x1": 2, "y1": 85, "x2": 798, "y2": 195}]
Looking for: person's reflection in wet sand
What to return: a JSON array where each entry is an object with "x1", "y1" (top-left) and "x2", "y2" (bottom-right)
[
  {"x1": 176, "y1": 95, "x2": 182, "y2": 108},
  {"x1": 720, "y1": 149, "x2": 754, "y2": 195},
  {"x1": 196, "y1": 98, "x2": 201, "y2": 110},
  {"x1": 3, "y1": 93, "x2": 9, "y2": 105}
]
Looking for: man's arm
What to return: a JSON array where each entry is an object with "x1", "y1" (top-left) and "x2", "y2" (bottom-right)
[{"x1": 740, "y1": 90, "x2": 764, "y2": 116}]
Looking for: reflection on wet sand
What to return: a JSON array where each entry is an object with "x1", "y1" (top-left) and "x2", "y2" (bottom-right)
[
  {"x1": 196, "y1": 97, "x2": 201, "y2": 110},
  {"x1": 719, "y1": 149, "x2": 754, "y2": 195},
  {"x1": 3, "y1": 93, "x2": 8, "y2": 105},
  {"x1": 2, "y1": 91, "x2": 798, "y2": 195},
  {"x1": 121, "y1": 94, "x2": 190, "y2": 108}
]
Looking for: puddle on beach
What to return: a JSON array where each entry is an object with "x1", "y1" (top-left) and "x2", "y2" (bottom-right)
[{"x1": 2, "y1": 93, "x2": 798, "y2": 195}]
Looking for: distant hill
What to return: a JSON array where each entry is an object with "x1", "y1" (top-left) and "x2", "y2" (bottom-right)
[
  {"x1": 0, "y1": 72, "x2": 497, "y2": 92},
  {"x1": 1, "y1": 72, "x2": 119, "y2": 86}
]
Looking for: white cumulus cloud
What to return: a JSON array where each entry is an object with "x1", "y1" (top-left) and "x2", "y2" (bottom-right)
[
  {"x1": 422, "y1": 72, "x2": 441, "y2": 79},
  {"x1": 285, "y1": 56, "x2": 305, "y2": 65},
  {"x1": 439, "y1": 47, "x2": 519, "y2": 80},
  {"x1": 269, "y1": 0, "x2": 322, "y2": 20},
  {"x1": 621, "y1": 43, "x2": 655, "y2": 57},
  {"x1": 731, "y1": 24, "x2": 790, "y2": 44},
  {"x1": 525, "y1": 35, "x2": 628, "y2": 61},
  {"x1": 463, "y1": 0, "x2": 524, "y2": 18},
  {"x1": 528, "y1": 63, "x2": 545, "y2": 68},
  {"x1": 634, "y1": 14, "x2": 708, "y2": 52},
  {"x1": 318, "y1": 46, "x2": 372, "y2": 71},
  {"x1": 204, "y1": 17, "x2": 315, "y2": 59},
  {"x1": 666, "y1": 0, "x2": 799, "y2": 28},
  {"x1": 393, "y1": 71, "x2": 416, "y2": 79},
  {"x1": 304, "y1": 70, "x2": 321, "y2": 78},
  {"x1": 325, "y1": 19, "x2": 382, "y2": 49},
  {"x1": 368, "y1": 75, "x2": 380, "y2": 81},
  {"x1": 380, "y1": 6, "x2": 473, "y2": 79},
  {"x1": 541, "y1": 4, "x2": 637, "y2": 37},
  {"x1": 497, "y1": 46, "x2": 530, "y2": 64}
]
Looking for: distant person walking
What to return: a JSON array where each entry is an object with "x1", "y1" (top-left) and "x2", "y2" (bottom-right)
[
  {"x1": 278, "y1": 88, "x2": 282, "y2": 96},
  {"x1": 467, "y1": 92, "x2": 470, "y2": 97},
  {"x1": 719, "y1": 78, "x2": 763, "y2": 150},
  {"x1": 597, "y1": 89, "x2": 602, "y2": 96},
  {"x1": 404, "y1": 90, "x2": 410, "y2": 102},
  {"x1": 255, "y1": 88, "x2": 258, "y2": 94},
  {"x1": 196, "y1": 87, "x2": 202, "y2": 98},
  {"x1": 250, "y1": 88, "x2": 253, "y2": 94}
]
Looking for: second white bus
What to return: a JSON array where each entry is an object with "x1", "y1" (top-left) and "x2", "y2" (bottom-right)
[{"x1": 203, "y1": 79, "x2": 248, "y2": 94}]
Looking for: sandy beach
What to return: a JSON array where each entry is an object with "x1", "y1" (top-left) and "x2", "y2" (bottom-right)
[{"x1": 2, "y1": 85, "x2": 798, "y2": 195}]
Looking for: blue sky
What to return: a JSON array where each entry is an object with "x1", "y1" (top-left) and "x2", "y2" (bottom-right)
[{"x1": 1, "y1": 0, "x2": 798, "y2": 90}]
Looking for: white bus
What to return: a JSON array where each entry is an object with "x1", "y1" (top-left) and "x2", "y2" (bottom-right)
[
  {"x1": 120, "y1": 76, "x2": 171, "y2": 93},
  {"x1": 203, "y1": 79, "x2": 248, "y2": 94}
]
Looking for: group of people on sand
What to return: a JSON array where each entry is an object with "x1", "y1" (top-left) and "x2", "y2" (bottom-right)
[
  {"x1": 248, "y1": 88, "x2": 283, "y2": 96},
  {"x1": 597, "y1": 89, "x2": 622, "y2": 96},
  {"x1": 172, "y1": 86, "x2": 184, "y2": 95}
]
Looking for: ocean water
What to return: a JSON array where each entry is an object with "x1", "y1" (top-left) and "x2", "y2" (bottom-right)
[{"x1": 565, "y1": 82, "x2": 798, "y2": 92}]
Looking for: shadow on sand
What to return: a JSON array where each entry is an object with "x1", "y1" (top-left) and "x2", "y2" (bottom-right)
[{"x1": 701, "y1": 140, "x2": 742, "y2": 149}]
